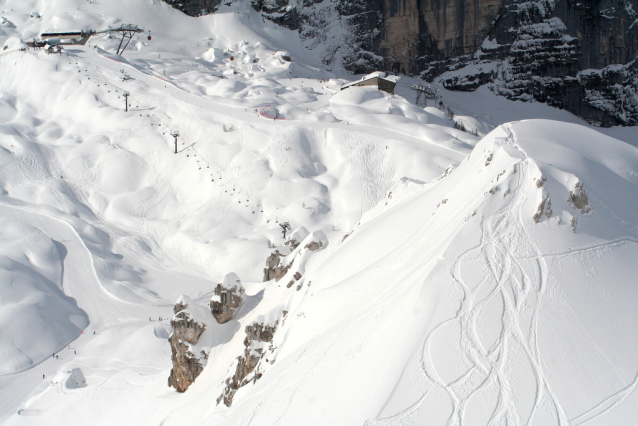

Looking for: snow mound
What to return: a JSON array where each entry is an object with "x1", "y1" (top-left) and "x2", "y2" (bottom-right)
[
  {"x1": 2, "y1": 36, "x2": 24, "y2": 51},
  {"x1": 0, "y1": 219, "x2": 87, "y2": 375}
]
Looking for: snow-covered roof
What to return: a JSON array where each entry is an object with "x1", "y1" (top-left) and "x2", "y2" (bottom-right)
[{"x1": 341, "y1": 71, "x2": 399, "y2": 89}]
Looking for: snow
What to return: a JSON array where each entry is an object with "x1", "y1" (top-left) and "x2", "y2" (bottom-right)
[
  {"x1": 0, "y1": 0, "x2": 636, "y2": 425},
  {"x1": 0, "y1": 216, "x2": 87, "y2": 375},
  {"x1": 218, "y1": 272, "x2": 243, "y2": 290}
]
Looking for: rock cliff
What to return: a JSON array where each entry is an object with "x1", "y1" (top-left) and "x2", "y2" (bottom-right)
[
  {"x1": 217, "y1": 321, "x2": 278, "y2": 406},
  {"x1": 162, "y1": 0, "x2": 638, "y2": 126},
  {"x1": 168, "y1": 296, "x2": 210, "y2": 392}
]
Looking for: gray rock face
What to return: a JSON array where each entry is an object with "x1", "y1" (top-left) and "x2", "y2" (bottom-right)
[
  {"x1": 171, "y1": 310, "x2": 206, "y2": 345},
  {"x1": 168, "y1": 336, "x2": 204, "y2": 392},
  {"x1": 209, "y1": 273, "x2": 245, "y2": 324},
  {"x1": 437, "y1": 0, "x2": 638, "y2": 126},
  {"x1": 162, "y1": 0, "x2": 638, "y2": 126},
  {"x1": 568, "y1": 182, "x2": 593, "y2": 214},
  {"x1": 304, "y1": 241, "x2": 323, "y2": 251},
  {"x1": 218, "y1": 321, "x2": 278, "y2": 406},
  {"x1": 263, "y1": 250, "x2": 293, "y2": 282},
  {"x1": 244, "y1": 323, "x2": 276, "y2": 343},
  {"x1": 168, "y1": 298, "x2": 207, "y2": 392},
  {"x1": 161, "y1": 0, "x2": 222, "y2": 16}
]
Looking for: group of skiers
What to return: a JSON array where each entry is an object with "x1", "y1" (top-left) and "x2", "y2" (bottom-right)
[{"x1": 150, "y1": 317, "x2": 167, "y2": 321}]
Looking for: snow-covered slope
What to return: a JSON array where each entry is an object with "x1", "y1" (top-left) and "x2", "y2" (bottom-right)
[
  {"x1": 151, "y1": 119, "x2": 638, "y2": 426},
  {"x1": 0, "y1": 0, "x2": 637, "y2": 425}
]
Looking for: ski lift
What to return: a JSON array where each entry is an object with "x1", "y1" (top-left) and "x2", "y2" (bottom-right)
[{"x1": 147, "y1": 31, "x2": 152, "y2": 41}]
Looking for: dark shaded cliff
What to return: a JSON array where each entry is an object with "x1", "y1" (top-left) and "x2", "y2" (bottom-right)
[
  {"x1": 162, "y1": 0, "x2": 223, "y2": 16},
  {"x1": 163, "y1": 0, "x2": 638, "y2": 126}
]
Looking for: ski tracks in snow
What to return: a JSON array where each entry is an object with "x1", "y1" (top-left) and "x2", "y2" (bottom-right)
[
  {"x1": 429, "y1": 160, "x2": 570, "y2": 426},
  {"x1": 340, "y1": 131, "x2": 393, "y2": 217},
  {"x1": 371, "y1": 124, "x2": 616, "y2": 426},
  {"x1": 424, "y1": 125, "x2": 568, "y2": 426}
]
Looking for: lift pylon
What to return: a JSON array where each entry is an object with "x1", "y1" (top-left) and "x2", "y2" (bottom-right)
[{"x1": 410, "y1": 84, "x2": 439, "y2": 108}]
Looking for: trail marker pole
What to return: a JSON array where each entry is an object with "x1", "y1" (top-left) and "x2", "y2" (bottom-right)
[
  {"x1": 171, "y1": 131, "x2": 180, "y2": 154},
  {"x1": 123, "y1": 91, "x2": 130, "y2": 112}
]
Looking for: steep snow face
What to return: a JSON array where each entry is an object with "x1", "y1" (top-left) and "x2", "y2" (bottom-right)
[{"x1": 180, "y1": 120, "x2": 638, "y2": 426}]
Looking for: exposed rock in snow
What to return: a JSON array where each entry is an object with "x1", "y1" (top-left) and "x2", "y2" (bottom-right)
[
  {"x1": 533, "y1": 195, "x2": 551, "y2": 222},
  {"x1": 304, "y1": 240, "x2": 323, "y2": 251},
  {"x1": 168, "y1": 296, "x2": 209, "y2": 392},
  {"x1": 218, "y1": 320, "x2": 278, "y2": 406},
  {"x1": 264, "y1": 230, "x2": 326, "y2": 283},
  {"x1": 209, "y1": 272, "x2": 245, "y2": 324},
  {"x1": 568, "y1": 181, "x2": 593, "y2": 214},
  {"x1": 262, "y1": 250, "x2": 293, "y2": 282}
]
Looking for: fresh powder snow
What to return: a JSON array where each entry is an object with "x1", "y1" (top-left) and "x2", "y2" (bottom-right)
[{"x1": 0, "y1": 0, "x2": 637, "y2": 425}]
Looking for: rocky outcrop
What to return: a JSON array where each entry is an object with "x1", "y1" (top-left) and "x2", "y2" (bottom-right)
[
  {"x1": 168, "y1": 296, "x2": 209, "y2": 392},
  {"x1": 304, "y1": 240, "x2": 323, "y2": 251},
  {"x1": 217, "y1": 321, "x2": 278, "y2": 406},
  {"x1": 263, "y1": 250, "x2": 293, "y2": 282},
  {"x1": 210, "y1": 272, "x2": 245, "y2": 324},
  {"x1": 568, "y1": 181, "x2": 593, "y2": 214}
]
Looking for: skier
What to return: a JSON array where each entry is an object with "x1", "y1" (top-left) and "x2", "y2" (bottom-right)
[{"x1": 43, "y1": 374, "x2": 45, "y2": 379}]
